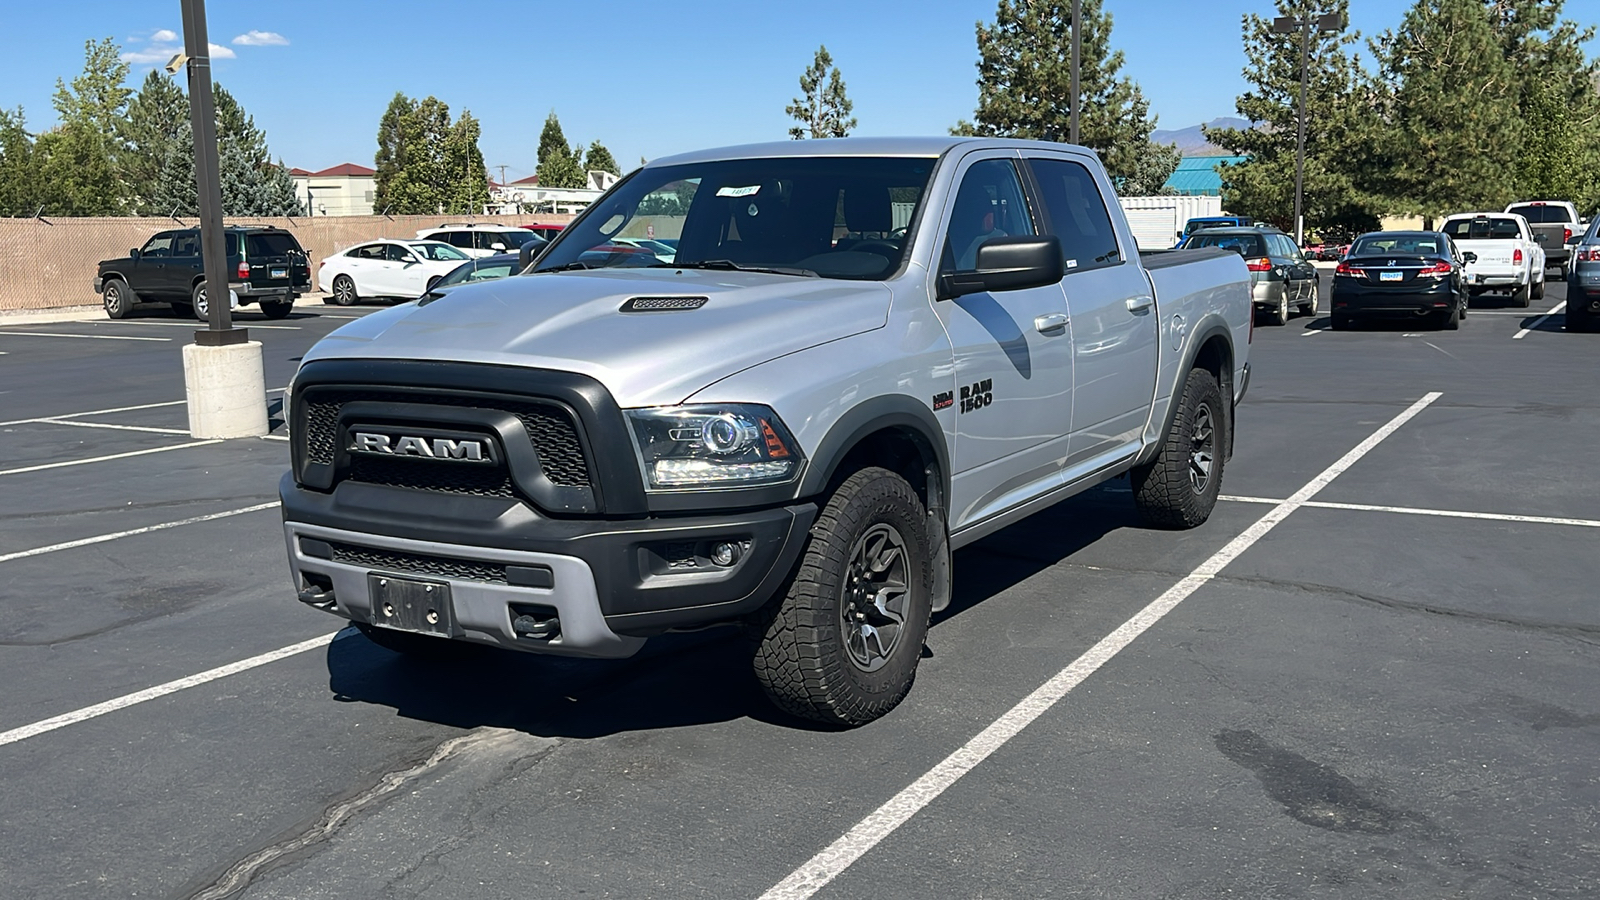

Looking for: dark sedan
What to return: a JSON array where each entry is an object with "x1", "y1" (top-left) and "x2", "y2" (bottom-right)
[{"x1": 1330, "y1": 231, "x2": 1471, "y2": 331}]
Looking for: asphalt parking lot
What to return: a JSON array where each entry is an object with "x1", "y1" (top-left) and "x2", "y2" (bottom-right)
[{"x1": 1, "y1": 277, "x2": 1596, "y2": 899}]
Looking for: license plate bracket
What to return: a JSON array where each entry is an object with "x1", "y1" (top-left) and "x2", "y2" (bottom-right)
[
  {"x1": 368, "y1": 574, "x2": 454, "y2": 637},
  {"x1": 1380, "y1": 271, "x2": 1403, "y2": 282},
  {"x1": 270, "y1": 267, "x2": 288, "y2": 278}
]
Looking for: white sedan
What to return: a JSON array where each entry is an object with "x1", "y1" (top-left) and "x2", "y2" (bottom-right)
[{"x1": 318, "y1": 240, "x2": 471, "y2": 305}]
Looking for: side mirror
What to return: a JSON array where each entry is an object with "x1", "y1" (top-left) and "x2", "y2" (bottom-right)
[
  {"x1": 937, "y1": 235, "x2": 1064, "y2": 300},
  {"x1": 490, "y1": 242, "x2": 507, "y2": 251},
  {"x1": 519, "y1": 240, "x2": 539, "y2": 271},
  {"x1": 129, "y1": 248, "x2": 141, "y2": 260},
  {"x1": 1463, "y1": 251, "x2": 1478, "y2": 263}
]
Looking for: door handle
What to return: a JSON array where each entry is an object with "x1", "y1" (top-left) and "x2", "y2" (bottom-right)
[
  {"x1": 1125, "y1": 295, "x2": 1154, "y2": 313},
  {"x1": 1033, "y1": 313, "x2": 1069, "y2": 333}
]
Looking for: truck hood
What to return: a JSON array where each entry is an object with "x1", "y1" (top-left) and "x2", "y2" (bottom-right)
[{"x1": 301, "y1": 268, "x2": 891, "y2": 407}]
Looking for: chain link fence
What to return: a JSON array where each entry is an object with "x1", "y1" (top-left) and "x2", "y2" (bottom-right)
[{"x1": 0, "y1": 213, "x2": 575, "y2": 312}]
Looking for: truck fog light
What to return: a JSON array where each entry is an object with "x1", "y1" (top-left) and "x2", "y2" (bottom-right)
[{"x1": 710, "y1": 542, "x2": 739, "y2": 567}]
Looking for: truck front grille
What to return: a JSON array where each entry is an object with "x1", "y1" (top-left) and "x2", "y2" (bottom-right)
[
  {"x1": 347, "y1": 456, "x2": 516, "y2": 498},
  {"x1": 301, "y1": 389, "x2": 591, "y2": 488},
  {"x1": 324, "y1": 540, "x2": 508, "y2": 584}
]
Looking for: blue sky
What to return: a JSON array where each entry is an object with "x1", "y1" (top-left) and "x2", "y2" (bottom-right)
[{"x1": 4, "y1": 1, "x2": 1597, "y2": 180}]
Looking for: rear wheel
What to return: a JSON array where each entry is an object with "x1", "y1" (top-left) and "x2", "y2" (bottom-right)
[
  {"x1": 101, "y1": 279, "x2": 134, "y2": 319},
  {"x1": 331, "y1": 275, "x2": 358, "y2": 306},
  {"x1": 1132, "y1": 367, "x2": 1225, "y2": 529},
  {"x1": 1298, "y1": 280, "x2": 1317, "y2": 316},
  {"x1": 1512, "y1": 282, "x2": 1532, "y2": 308},
  {"x1": 752, "y1": 467, "x2": 932, "y2": 726},
  {"x1": 1439, "y1": 299, "x2": 1461, "y2": 330},
  {"x1": 260, "y1": 299, "x2": 294, "y2": 319},
  {"x1": 1268, "y1": 291, "x2": 1290, "y2": 326},
  {"x1": 1532, "y1": 273, "x2": 1545, "y2": 301}
]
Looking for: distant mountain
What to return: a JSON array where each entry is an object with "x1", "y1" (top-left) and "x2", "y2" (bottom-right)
[{"x1": 1152, "y1": 117, "x2": 1250, "y2": 156}]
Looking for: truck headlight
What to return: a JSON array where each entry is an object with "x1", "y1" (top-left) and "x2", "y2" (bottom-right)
[{"x1": 626, "y1": 404, "x2": 802, "y2": 490}]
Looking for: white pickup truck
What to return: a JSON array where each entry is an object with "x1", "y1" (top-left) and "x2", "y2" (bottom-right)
[{"x1": 1441, "y1": 212, "x2": 1547, "y2": 307}]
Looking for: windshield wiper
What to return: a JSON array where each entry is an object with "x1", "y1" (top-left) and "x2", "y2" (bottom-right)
[
  {"x1": 666, "y1": 259, "x2": 819, "y2": 278},
  {"x1": 536, "y1": 261, "x2": 596, "y2": 273}
]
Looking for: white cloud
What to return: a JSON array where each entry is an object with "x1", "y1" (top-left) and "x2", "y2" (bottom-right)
[
  {"x1": 209, "y1": 43, "x2": 236, "y2": 59},
  {"x1": 121, "y1": 48, "x2": 175, "y2": 64},
  {"x1": 232, "y1": 30, "x2": 288, "y2": 46},
  {"x1": 151, "y1": 29, "x2": 178, "y2": 42}
]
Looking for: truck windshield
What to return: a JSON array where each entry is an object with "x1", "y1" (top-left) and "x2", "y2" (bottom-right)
[{"x1": 534, "y1": 157, "x2": 936, "y2": 280}]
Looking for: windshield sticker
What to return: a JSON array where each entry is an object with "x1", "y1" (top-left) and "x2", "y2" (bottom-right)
[{"x1": 716, "y1": 185, "x2": 761, "y2": 198}]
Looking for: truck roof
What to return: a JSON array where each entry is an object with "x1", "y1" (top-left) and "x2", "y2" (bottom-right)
[{"x1": 646, "y1": 136, "x2": 1098, "y2": 168}]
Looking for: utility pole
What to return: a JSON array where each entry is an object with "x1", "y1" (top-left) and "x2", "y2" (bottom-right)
[
  {"x1": 1070, "y1": 0, "x2": 1081, "y2": 144},
  {"x1": 497, "y1": 164, "x2": 509, "y2": 189},
  {"x1": 1272, "y1": 10, "x2": 1344, "y2": 247},
  {"x1": 175, "y1": 0, "x2": 268, "y2": 438}
]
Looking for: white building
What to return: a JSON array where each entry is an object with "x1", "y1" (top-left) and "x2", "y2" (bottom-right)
[
  {"x1": 291, "y1": 163, "x2": 378, "y2": 217},
  {"x1": 484, "y1": 171, "x2": 616, "y2": 216}
]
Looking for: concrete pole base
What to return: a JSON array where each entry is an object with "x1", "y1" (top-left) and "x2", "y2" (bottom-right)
[{"x1": 183, "y1": 340, "x2": 269, "y2": 438}]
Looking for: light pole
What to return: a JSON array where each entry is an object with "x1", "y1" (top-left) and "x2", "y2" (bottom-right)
[
  {"x1": 1070, "y1": 0, "x2": 1081, "y2": 144},
  {"x1": 1272, "y1": 10, "x2": 1343, "y2": 247}
]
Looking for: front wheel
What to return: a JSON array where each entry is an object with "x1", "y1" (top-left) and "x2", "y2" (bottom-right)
[
  {"x1": 260, "y1": 299, "x2": 294, "y2": 319},
  {"x1": 752, "y1": 467, "x2": 932, "y2": 727},
  {"x1": 1132, "y1": 367, "x2": 1226, "y2": 529},
  {"x1": 191, "y1": 282, "x2": 211, "y2": 321}
]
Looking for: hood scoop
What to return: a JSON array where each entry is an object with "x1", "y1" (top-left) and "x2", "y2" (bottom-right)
[{"x1": 620, "y1": 295, "x2": 708, "y2": 312}]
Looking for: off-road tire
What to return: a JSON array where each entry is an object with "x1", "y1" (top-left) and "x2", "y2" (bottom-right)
[
  {"x1": 331, "y1": 275, "x2": 358, "y2": 306},
  {"x1": 354, "y1": 622, "x2": 476, "y2": 661},
  {"x1": 102, "y1": 279, "x2": 134, "y2": 319},
  {"x1": 752, "y1": 467, "x2": 932, "y2": 727},
  {"x1": 1132, "y1": 367, "x2": 1226, "y2": 529},
  {"x1": 260, "y1": 299, "x2": 294, "y2": 319}
]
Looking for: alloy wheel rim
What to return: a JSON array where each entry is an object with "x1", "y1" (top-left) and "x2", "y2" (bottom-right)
[
  {"x1": 1188, "y1": 402, "x2": 1216, "y2": 494},
  {"x1": 840, "y1": 523, "x2": 910, "y2": 673},
  {"x1": 104, "y1": 285, "x2": 119, "y2": 310},
  {"x1": 336, "y1": 279, "x2": 352, "y2": 302}
]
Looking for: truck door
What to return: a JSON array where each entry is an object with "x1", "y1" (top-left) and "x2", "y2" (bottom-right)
[
  {"x1": 931, "y1": 154, "x2": 1075, "y2": 530},
  {"x1": 168, "y1": 231, "x2": 202, "y2": 301},
  {"x1": 133, "y1": 232, "x2": 175, "y2": 298},
  {"x1": 1022, "y1": 154, "x2": 1160, "y2": 471}
]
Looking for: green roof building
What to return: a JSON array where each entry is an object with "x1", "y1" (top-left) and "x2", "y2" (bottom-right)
[{"x1": 1162, "y1": 155, "x2": 1248, "y2": 197}]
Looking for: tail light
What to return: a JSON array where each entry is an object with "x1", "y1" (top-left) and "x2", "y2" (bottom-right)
[
  {"x1": 1420, "y1": 261, "x2": 1453, "y2": 277},
  {"x1": 1512, "y1": 249, "x2": 1523, "y2": 265},
  {"x1": 1335, "y1": 261, "x2": 1364, "y2": 277},
  {"x1": 236, "y1": 260, "x2": 249, "y2": 279},
  {"x1": 1564, "y1": 227, "x2": 1572, "y2": 243},
  {"x1": 1245, "y1": 257, "x2": 1273, "y2": 272},
  {"x1": 1578, "y1": 248, "x2": 1597, "y2": 262}
]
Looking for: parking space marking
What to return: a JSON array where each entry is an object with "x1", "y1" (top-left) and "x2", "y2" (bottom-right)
[
  {"x1": 1300, "y1": 328, "x2": 1324, "y2": 336},
  {"x1": 758, "y1": 391, "x2": 1443, "y2": 900},
  {"x1": 0, "y1": 390, "x2": 286, "y2": 429},
  {"x1": 0, "y1": 440, "x2": 221, "y2": 477},
  {"x1": 0, "y1": 630, "x2": 351, "y2": 749},
  {"x1": 91, "y1": 321, "x2": 302, "y2": 331},
  {"x1": 0, "y1": 501, "x2": 281, "y2": 564},
  {"x1": 261, "y1": 434, "x2": 290, "y2": 442},
  {"x1": 29, "y1": 419, "x2": 191, "y2": 435},
  {"x1": 1513, "y1": 301, "x2": 1566, "y2": 339},
  {"x1": 1221, "y1": 494, "x2": 1600, "y2": 529},
  {"x1": 0, "y1": 331, "x2": 171, "y2": 342}
]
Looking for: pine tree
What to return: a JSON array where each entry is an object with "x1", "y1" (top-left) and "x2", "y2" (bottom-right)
[
  {"x1": 0, "y1": 107, "x2": 41, "y2": 216},
  {"x1": 373, "y1": 93, "x2": 414, "y2": 214},
  {"x1": 1205, "y1": 0, "x2": 1385, "y2": 236},
  {"x1": 584, "y1": 141, "x2": 620, "y2": 176},
  {"x1": 144, "y1": 83, "x2": 303, "y2": 217},
  {"x1": 1486, "y1": 0, "x2": 1600, "y2": 205},
  {"x1": 1373, "y1": 0, "x2": 1522, "y2": 219},
  {"x1": 123, "y1": 70, "x2": 189, "y2": 215},
  {"x1": 442, "y1": 111, "x2": 489, "y2": 214},
  {"x1": 953, "y1": 1, "x2": 1172, "y2": 191},
  {"x1": 535, "y1": 112, "x2": 587, "y2": 189},
  {"x1": 786, "y1": 46, "x2": 856, "y2": 139}
]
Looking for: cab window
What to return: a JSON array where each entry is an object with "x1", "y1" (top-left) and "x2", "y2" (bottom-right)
[
  {"x1": 941, "y1": 158, "x2": 1036, "y2": 273},
  {"x1": 140, "y1": 234, "x2": 174, "y2": 258},
  {"x1": 1024, "y1": 158, "x2": 1121, "y2": 272}
]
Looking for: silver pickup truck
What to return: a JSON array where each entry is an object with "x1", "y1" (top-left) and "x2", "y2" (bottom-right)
[{"x1": 280, "y1": 137, "x2": 1252, "y2": 725}]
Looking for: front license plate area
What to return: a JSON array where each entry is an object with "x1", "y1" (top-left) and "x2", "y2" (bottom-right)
[
  {"x1": 368, "y1": 574, "x2": 454, "y2": 636},
  {"x1": 1380, "y1": 271, "x2": 1403, "y2": 282}
]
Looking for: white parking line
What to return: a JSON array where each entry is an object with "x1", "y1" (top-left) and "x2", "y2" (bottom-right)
[
  {"x1": 1513, "y1": 301, "x2": 1566, "y2": 339},
  {"x1": 0, "y1": 630, "x2": 351, "y2": 749},
  {"x1": 0, "y1": 501, "x2": 281, "y2": 564},
  {"x1": 0, "y1": 331, "x2": 170, "y2": 342},
  {"x1": 261, "y1": 434, "x2": 290, "y2": 442},
  {"x1": 757, "y1": 391, "x2": 1443, "y2": 900},
  {"x1": 30, "y1": 419, "x2": 191, "y2": 435},
  {"x1": 0, "y1": 389, "x2": 286, "y2": 429},
  {"x1": 0, "y1": 440, "x2": 220, "y2": 477},
  {"x1": 1221, "y1": 494, "x2": 1600, "y2": 528},
  {"x1": 1300, "y1": 328, "x2": 1324, "y2": 336},
  {"x1": 92, "y1": 321, "x2": 302, "y2": 331}
]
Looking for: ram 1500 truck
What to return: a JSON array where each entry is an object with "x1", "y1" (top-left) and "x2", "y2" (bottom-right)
[{"x1": 280, "y1": 137, "x2": 1253, "y2": 726}]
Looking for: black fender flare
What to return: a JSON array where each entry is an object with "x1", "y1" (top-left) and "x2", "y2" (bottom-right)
[{"x1": 1137, "y1": 322, "x2": 1235, "y2": 468}]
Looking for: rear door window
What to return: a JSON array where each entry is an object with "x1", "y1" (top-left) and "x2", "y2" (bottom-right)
[
  {"x1": 172, "y1": 233, "x2": 200, "y2": 256},
  {"x1": 352, "y1": 244, "x2": 386, "y2": 260},
  {"x1": 1025, "y1": 158, "x2": 1121, "y2": 272},
  {"x1": 443, "y1": 231, "x2": 475, "y2": 249}
]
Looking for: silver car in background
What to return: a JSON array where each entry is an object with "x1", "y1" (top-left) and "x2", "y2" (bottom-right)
[{"x1": 1181, "y1": 226, "x2": 1319, "y2": 325}]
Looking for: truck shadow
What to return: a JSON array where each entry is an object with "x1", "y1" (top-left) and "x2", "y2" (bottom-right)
[{"x1": 323, "y1": 484, "x2": 1134, "y2": 736}]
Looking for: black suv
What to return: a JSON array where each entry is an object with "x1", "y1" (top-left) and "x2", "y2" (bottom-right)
[{"x1": 95, "y1": 226, "x2": 312, "y2": 320}]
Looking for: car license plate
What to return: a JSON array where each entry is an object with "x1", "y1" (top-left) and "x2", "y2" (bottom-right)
[
  {"x1": 367, "y1": 574, "x2": 454, "y2": 637},
  {"x1": 1380, "y1": 271, "x2": 1403, "y2": 282},
  {"x1": 271, "y1": 267, "x2": 287, "y2": 278}
]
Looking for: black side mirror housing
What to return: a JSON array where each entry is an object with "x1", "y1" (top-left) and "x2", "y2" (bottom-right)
[
  {"x1": 937, "y1": 235, "x2": 1064, "y2": 300},
  {"x1": 129, "y1": 248, "x2": 140, "y2": 260},
  {"x1": 519, "y1": 240, "x2": 539, "y2": 271},
  {"x1": 1463, "y1": 251, "x2": 1477, "y2": 263}
]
